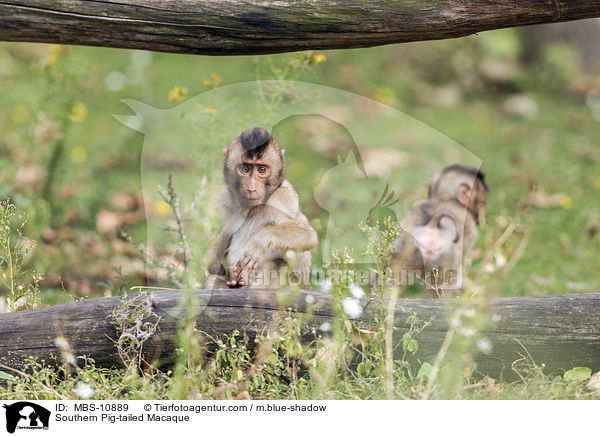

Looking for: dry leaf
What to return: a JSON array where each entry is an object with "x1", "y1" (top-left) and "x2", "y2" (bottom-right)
[
  {"x1": 108, "y1": 191, "x2": 142, "y2": 212},
  {"x1": 569, "y1": 75, "x2": 600, "y2": 100},
  {"x1": 351, "y1": 325, "x2": 380, "y2": 345},
  {"x1": 361, "y1": 148, "x2": 410, "y2": 179},
  {"x1": 502, "y1": 94, "x2": 538, "y2": 120},
  {"x1": 96, "y1": 210, "x2": 122, "y2": 234},
  {"x1": 96, "y1": 210, "x2": 145, "y2": 234},
  {"x1": 14, "y1": 165, "x2": 43, "y2": 191},
  {"x1": 528, "y1": 184, "x2": 565, "y2": 209},
  {"x1": 585, "y1": 371, "x2": 600, "y2": 392},
  {"x1": 463, "y1": 376, "x2": 498, "y2": 393}
]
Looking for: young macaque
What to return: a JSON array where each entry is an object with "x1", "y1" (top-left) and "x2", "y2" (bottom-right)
[
  {"x1": 389, "y1": 199, "x2": 474, "y2": 295},
  {"x1": 386, "y1": 164, "x2": 488, "y2": 297},
  {"x1": 205, "y1": 127, "x2": 317, "y2": 289}
]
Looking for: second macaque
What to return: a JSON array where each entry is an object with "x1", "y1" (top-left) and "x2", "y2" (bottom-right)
[{"x1": 387, "y1": 164, "x2": 488, "y2": 297}]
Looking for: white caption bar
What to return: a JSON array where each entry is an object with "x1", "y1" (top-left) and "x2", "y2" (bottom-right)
[{"x1": 0, "y1": 400, "x2": 595, "y2": 435}]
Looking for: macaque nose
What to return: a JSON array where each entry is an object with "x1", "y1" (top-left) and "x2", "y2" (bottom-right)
[{"x1": 415, "y1": 228, "x2": 446, "y2": 255}]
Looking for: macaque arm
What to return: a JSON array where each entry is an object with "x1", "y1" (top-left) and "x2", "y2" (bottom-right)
[
  {"x1": 255, "y1": 222, "x2": 318, "y2": 253},
  {"x1": 232, "y1": 221, "x2": 317, "y2": 284},
  {"x1": 206, "y1": 229, "x2": 230, "y2": 275}
]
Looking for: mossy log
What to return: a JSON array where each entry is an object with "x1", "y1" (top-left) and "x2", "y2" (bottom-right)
[
  {"x1": 0, "y1": 289, "x2": 598, "y2": 380},
  {"x1": 0, "y1": 1, "x2": 600, "y2": 55}
]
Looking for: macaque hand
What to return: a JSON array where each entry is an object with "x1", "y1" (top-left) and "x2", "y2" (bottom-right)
[
  {"x1": 226, "y1": 278, "x2": 245, "y2": 288},
  {"x1": 231, "y1": 243, "x2": 265, "y2": 288}
]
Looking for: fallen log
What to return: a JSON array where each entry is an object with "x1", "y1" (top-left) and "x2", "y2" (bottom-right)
[
  {"x1": 0, "y1": 289, "x2": 598, "y2": 380},
  {"x1": 0, "y1": 1, "x2": 599, "y2": 55}
]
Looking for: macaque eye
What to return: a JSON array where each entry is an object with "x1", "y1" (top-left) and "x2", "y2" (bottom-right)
[
  {"x1": 240, "y1": 165, "x2": 250, "y2": 174},
  {"x1": 257, "y1": 166, "x2": 267, "y2": 174}
]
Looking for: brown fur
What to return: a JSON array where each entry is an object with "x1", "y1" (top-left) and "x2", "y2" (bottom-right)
[
  {"x1": 380, "y1": 165, "x2": 487, "y2": 298},
  {"x1": 206, "y1": 127, "x2": 317, "y2": 289}
]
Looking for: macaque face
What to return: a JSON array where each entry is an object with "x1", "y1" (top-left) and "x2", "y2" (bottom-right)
[
  {"x1": 429, "y1": 165, "x2": 488, "y2": 224},
  {"x1": 224, "y1": 127, "x2": 284, "y2": 209},
  {"x1": 236, "y1": 159, "x2": 272, "y2": 206}
]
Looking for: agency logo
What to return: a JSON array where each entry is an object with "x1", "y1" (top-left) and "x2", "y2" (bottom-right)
[{"x1": 2, "y1": 402, "x2": 50, "y2": 433}]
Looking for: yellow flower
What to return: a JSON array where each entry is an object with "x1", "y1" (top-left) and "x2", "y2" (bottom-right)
[
  {"x1": 202, "y1": 73, "x2": 222, "y2": 89},
  {"x1": 155, "y1": 201, "x2": 171, "y2": 216},
  {"x1": 71, "y1": 146, "x2": 88, "y2": 164},
  {"x1": 168, "y1": 86, "x2": 188, "y2": 102},
  {"x1": 11, "y1": 104, "x2": 29, "y2": 125},
  {"x1": 310, "y1": 53, "x2": 326, "y2": 65},
  {"x1": 68, "y1": 101, "x2": 87, "y2": 122},
  {"x1": 560, "y1": 195, "x2": 572, "y2": 209},
  {"x1": 44, "y1": 45, "x2": 61, "y2": 67},
  {"x1": 204, "y1": 106, "x2": 216, "y2": 114}
]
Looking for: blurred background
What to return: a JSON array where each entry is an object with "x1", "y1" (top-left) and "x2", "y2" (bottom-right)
[{"x1": 0, "y1": 19, "x2": 599, "y2": 306}]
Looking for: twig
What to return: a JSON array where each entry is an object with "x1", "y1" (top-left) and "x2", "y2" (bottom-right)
[
  {"x1": 130, "y1": 286, "x2": 178, "y2": 291},
  {"x1": 384, "y1": 286, "x2": 400, "y2": 399},
  {"x1": 159, "y1": 173, "x2": 190, "y2": 272},
  {"x1": 0, "y1": 363, "x2": 67, "y2": 400},
  {"x1": 421, "y1": 326, "x2": 455, "y2": 400}
]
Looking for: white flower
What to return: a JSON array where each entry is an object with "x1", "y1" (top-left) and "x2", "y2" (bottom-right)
[
  {"x1": 449, "y1": 317, "x2": 462, "y2": 329},
  {"x1": 494, "y1": 252, "x2": 507, "y2": 268},
  {"x1": 74, "y1": 382, "x2": 94, "y2": 399},
  {"x1": 342, "y1": 297, "x2": 363, "y2": 319},
  {"x1": 104, "y1": 71, "x2": 128, "y2": 92},
  {"x1": 348, "y1": 283, "x2": 365, "y2": 299},
  {"x1": 305, "y1": 294, "x2": 315, "y2": 304},
  {"x1": 64, "y1": 353, "x2": 77, "y2": 365},
  {"x1": 319, "y1": 322, "x2": 331, "y2": 332},
  {"x1": 460, "y1": 307, "x2": 475, "y2": 319},
  {"x1": 476, "y1": 337, "x2": 493, "y2": 354},
  {"x1": 483, "y1": 263, "x2": 495, "y2": 273},
  {"x1": 459, "y1": 326, "x2": 477, "y2": 338},
  {"x1": 54, "y1": 336, "x2": 70, "y2": 351},
  {"x1": 320, "y1": 279, "x2": 333, "y2": 293}
]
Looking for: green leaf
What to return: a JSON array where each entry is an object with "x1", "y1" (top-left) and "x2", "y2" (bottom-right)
[
  {"x1": 417, "y1": 362, "x2": 433, "y2": 382},
  {"x1": 0, "y1": 370, "x2": 16, "y2": 381},
  {"x1": 547, "y1": 383, "x2": 565, "y2": 397},
  {"x1": 357, "y1": 362, "x2": 366, "y2": 376},
  {"x1": 563, "y1": 367, "x2": 591, "y2": 383},
  {"x1": 402, "y1": 333, "x2": 419, "y2": 354}
]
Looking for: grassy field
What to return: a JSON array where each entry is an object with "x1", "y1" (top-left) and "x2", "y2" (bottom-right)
[{"x1": 0, "y1": 27, "x2": 598, "y2": 399}]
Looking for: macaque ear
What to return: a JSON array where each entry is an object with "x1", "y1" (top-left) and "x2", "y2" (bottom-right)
[
  {"x1": 456, "y1": 183, "x2": 472, "y2": 207},
  {"x1": 223, "y1": 148, "x2": 228, "y2": 156},
  {"x1": 280, "y1": 149, "x2": 285, "y2": 157}
]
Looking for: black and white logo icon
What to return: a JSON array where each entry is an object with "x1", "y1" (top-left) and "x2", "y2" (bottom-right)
[{"x1": 2, "y1": 402, "x2": 50, "y2": 433}]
